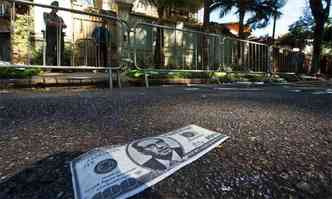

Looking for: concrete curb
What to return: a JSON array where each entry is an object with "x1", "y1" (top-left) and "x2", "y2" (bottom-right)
[{"x1": 0, "y1": 73, "x2": 108, "y2": 88}]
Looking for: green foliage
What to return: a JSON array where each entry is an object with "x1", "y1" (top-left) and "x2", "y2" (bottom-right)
[
  {"x1": 0, "y1": 68, "x2": 41, "y2": 79},
  {"x1": 11, "y1": 14, "x2": 34, "y2": 64},
  {"x1": 249, "y1": 0, "x2": 287, "y2": 29},
  {"x1": 278, "y1": 14, "x2": 332, "y2": 51},
  {"x1": 213, "y1": 72, "x2": 267, "y2": 82},
  {"x1": 276, "y1": 73, "x2": 299, "y2": 82},
  {"x1": 127, "y1": 69, "x2": 145, "y2": 78},
  {"x1": 142, "y1": 0, "x2": 203, "y2": 13},
  {"x1": 309, "y1": 0, "x2": 331, "y2": 23},
  {"x1": 31, "y1": 43, "x2": 74, "y2": 65},
  {"x1": 31, "y1": 46, "x2": 43, "y2": 65},
  {"x1": 127, "y1": 69, "x2": 211, "y2": 79},
  {"x1": 213, "y1": 72, "x2": 227, "y2": 78},
  {"x1": 127, "y1": 69, "x2": 271, "y2": 83},
  {"x1": 210, "y1": 0, "x2": 286, "y2": 32},
  {"x1": 63, "y1": 43, "x2": 74, "y2": 66},
  {"x1": 322, "y1": 20, "x2": 332, "y2": 55}
]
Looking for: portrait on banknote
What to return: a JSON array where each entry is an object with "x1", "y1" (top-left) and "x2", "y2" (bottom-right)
[{"x1": 127, "y1": 137, "x2": 184, "y2": 171}]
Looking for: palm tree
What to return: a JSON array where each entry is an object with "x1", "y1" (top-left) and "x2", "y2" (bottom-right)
[
  {"x1": 258, "y1": 0, "x2": 287, "y2": 43},
  {"x1": 271, "y1": 1, "x2": 286, "y2": 42},
  {"x1": 208, "y1": 0, "x2": 258, "y2": 69},
  {"x1": 210, "y1": 0, "x2": 285, "y2": 39},
  {"x1": 210, "y1": 0, "x2": 255, "y2": 39},
  {"x1": 208, "y1": 0, "x2": 286, "y2": 70},
  {"x1": 308, "y1": 0, "x2": 331, "y2": 74}
]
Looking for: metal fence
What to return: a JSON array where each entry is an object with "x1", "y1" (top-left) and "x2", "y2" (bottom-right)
[
  {"x1": 0, "y1": 0, "x2": 307, "y2": 89},
  {"x1": 0, "y1": 0, "x2": 131, "y2": 89},
  {"x1": 222, "y1": 37, "x2": 306, "y2": 74},
  {"x1": 132, "y1": 22, "x2": 224, "y2": 71},
  {"x1": 223, "y1": 37, "x2": 271, "y2": 73},
  {"x1": 272, "y1": 46, "x2": 304, "y2": 73},
  {"x1": 131, "y1": 23, "x2": 304, "y2": 74}
]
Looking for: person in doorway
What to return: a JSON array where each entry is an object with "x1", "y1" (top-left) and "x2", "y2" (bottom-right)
[
  {"x1": 92, "y1": 21, "x2": 111, "y2": 67},
  {"x1": 43, "y1": 1, "x2": 66, "y2": 66}
]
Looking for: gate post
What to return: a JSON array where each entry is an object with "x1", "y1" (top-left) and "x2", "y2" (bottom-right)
[
  {"x1": 109, "y1": 68, "x2": 113, "y2": 90},
  {"x1": 268, "y1": 46, "x2": 273, "y2": 74}
]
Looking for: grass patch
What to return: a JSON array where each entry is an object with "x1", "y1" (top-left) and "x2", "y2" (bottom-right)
[
  {"x1": 127, "y1": 69, "x2": 211, "y2": 80},
  {"x1": 211, "y1": 72, "x2": 268, "y2": 83},
  {"x1": 277, "y1": 73, "x2": 299, "y2": 82},
  {"x1": 127, "y1": 68, "x2": 294, "y2": 84},
  {"x1": 0, "y1": 68, "x2": 42, "y2": 79}
]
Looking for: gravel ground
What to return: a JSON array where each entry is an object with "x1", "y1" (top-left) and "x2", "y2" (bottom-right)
[{"x1": 0, "y1": 83, "x2": 332, "y2": 199}]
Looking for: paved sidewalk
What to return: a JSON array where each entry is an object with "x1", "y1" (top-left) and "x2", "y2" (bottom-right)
[
  {"x1": 0, "y1": 72, "x2": 108, "y2": 88},
  {"x1": 1, "y1": 71, "x2": 331, "y2": 88}
]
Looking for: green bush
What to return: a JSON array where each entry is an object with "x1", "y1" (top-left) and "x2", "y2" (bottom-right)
[
  {"x1": 31, "y1": 43, "x2": 74, "y2": 66},
  {"x1": 0, "y1": 68, "x2": 41, "y2": 79},
  {"x1": 31, "y1": 47, "x2": 43, "y2": 65},
  {"x1": 126, "y1": 69, "x2": 211, "y2": 80},
  {"x1": 12, "y1": 14, "x2": 33, "y2": 64},
  {"x1": 127, "y1": 69, "x2": 276, "y2": 83},
  {"x1": 243, "y1": 74, "x2": 266, "y2": 82},
  {"x1": 127, "y1": 69, "x2": 145, "y2": 78}
]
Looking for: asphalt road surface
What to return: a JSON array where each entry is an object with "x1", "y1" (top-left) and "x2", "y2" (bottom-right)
[{"x1": 0, "y1": 83, "x2": 332, "y2": 199}]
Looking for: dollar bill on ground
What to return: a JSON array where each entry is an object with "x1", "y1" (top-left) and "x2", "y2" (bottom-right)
[{"x1": 70, "y1": 125, "x2": 229, "y2": 199}]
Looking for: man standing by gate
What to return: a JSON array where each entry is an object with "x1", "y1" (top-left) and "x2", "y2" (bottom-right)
[
  {"x1": 44, "y1": 1, "x2": 66, "y2": 66},
  {"x1": 92, "y1": 20, "x2": 111, "y2": 67}
]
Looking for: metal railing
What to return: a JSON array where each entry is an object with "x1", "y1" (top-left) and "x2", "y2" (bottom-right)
[
  {"x1": 131, "y1": 22, "x2": 304, "y2": 75},
  {"x1": 132, "y1": 22, "x2": 224, "y2": 71},
  {"x1": 222, "y1": 37, "x2": 305, "y2": 74},
  {"x1": 0, "y1": 0, "x2": 307, "y2": 89},
  {"x1": 223, "y1": 37, "x2": 271, "y2": 73},
  {"x1": 0, "y1": 0, "x2": 131, "y2": 89},
  {"x1": 272, "y1": 46, "x2": 304, "y2": 73}
]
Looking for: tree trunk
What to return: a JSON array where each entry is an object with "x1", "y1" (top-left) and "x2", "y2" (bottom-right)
[
  {"x1": 311, "y1": 21, "x2": 323, "y2": 74},
  {"x1": 203, "y1": 0, "x2": 211, "y2": 27},
  {"x1": 238, "y1": 9, "x2": 245, "y2": 39},
  {"x1": 272, "y1": 14, "x2": 277, "y2": 44},
  {"x1": 309, "y1": 0, "x2": 331, "y2": 74},
  {"x1": 154, "y1": 8, "x2": 165, "y2": 67},
  {"x1": 237, "y1": 9, "x2": 245, "y2": 70},
  {"x1": 202, "y1": 0, "x2": 212, "y2": 68}
]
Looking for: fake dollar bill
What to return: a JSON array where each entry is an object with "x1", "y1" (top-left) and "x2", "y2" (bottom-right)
[{"x1": 71, "y1": 125, "x2": 229, "y2": 199}]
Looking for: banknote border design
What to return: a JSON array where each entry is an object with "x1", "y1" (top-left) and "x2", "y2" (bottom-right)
[
  {"x1": 117, "y1": 134, "x2": 229, "y2": 199},
  {"x1": 70, "y1": 125, "x2": 229, "y2": 199},
  {"x1": 70, "y1": 149, "x2": 114, "y2": 199}
]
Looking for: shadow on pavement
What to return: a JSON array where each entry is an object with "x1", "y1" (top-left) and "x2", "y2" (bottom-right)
[
  {"x1": 0, "y1": 151, "x2": 81, "y2": 199},
  {"x1": 0, "y1": 151, "x2": 163, "y2": 199}
]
